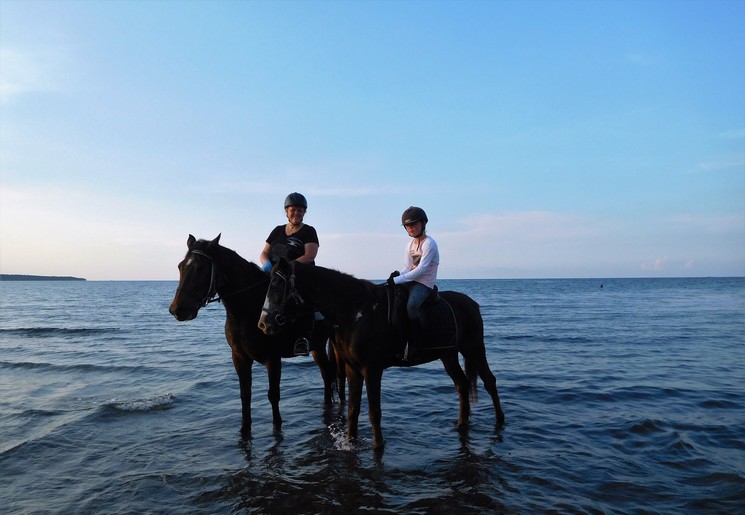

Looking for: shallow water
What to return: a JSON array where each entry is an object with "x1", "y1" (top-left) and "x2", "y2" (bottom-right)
[{"x1": 1, "y1": 278, "x2": 744, "y2": 513}]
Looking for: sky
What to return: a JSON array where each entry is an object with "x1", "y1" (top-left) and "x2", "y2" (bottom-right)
[{"x1": 1, "y1": 0, "x2": 744, "y2": 281}]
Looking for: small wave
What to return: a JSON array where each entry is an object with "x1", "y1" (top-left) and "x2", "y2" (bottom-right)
[
  {"x1": 628, "y1": 419, "x2": 665, "y2": 435},
  {"x1": 503, "y1": 334, "x2": 535, "y2": 341},
  {"x1": 104, "y1": 393, "x2": 174, "y2": 412},
  {"x1": 0, "y1": 327, "x2": 119, "y2": 337},
  {"x1": 0, "y1": 360, "x2": 149, "y2": 374},
  {"x1": 700, "y1": 399, "x2": 741, "y2": 409}
]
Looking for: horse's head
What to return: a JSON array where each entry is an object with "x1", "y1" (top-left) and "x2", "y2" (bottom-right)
[
  {"x1": 169, "y1": 234, "x2": 221, "y2": 321},
  {"x1": 257, "y1": 257, "x2": 304, "y2": 335}
]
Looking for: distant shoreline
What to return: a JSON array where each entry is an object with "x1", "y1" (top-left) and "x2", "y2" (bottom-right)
[{"x1": 0, "y1": 274, "x2": 87, "y2": 282}]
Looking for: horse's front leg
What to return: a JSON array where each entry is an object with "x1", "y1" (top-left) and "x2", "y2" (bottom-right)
[
  {"x1": 333, "y1": 340, "x2": 347, "y2": 404},
  {"x1": 364, "y1": 367, "x2": 385, "y2": 450},
  {"x1": 346, "y1": 364, "x2": 363, "y2": 442},
  {"x1": 265, "y1": 357, "x2": 283, "y2": 428},
  {"x1": 231, "y1": 347, "x2": 254, "y2": 438}
]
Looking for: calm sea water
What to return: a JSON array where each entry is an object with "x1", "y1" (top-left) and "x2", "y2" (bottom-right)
[{"x1": 1, "y1": 278, "x2": 743, "y2": 514}]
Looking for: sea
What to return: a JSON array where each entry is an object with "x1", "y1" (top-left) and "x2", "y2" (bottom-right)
[{"x1": 1, "y1": 277, "x2": 743, "y2": 514}]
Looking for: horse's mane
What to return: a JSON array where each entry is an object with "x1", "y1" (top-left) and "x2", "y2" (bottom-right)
[
  {"x1": 297, "y1": 262, "x2": 377, "y2": 299},
  {"x1": 193, "y1": 238, "x2": 263, "y2": 274}
]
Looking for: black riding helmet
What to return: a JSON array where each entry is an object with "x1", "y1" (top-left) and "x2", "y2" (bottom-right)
[
  {"x1": 284, "y1": 192, "x2": 308, "y2": 209},
  {"x1": 401, "y1": 206, "x2": 428, "y2": 226}
]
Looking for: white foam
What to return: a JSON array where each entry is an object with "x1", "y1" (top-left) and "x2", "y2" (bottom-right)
[
  {"x1": 105, "y1": 393, "x2": 174, "y2": 412},
  {"x1": 328, "y1": 422, "x2": 355, "y2": 451}
]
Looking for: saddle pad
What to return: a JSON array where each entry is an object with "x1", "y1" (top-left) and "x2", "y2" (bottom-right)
[{"x1": 422, "y1": 297, "x2": 458, "y2": 349}]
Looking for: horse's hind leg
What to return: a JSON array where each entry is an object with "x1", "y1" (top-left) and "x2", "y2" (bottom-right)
[
  {"x1": 363, "y1": 367, "x2": 384, "y2": 450},
  {"x1": 311, "y1": 337, "x2": 336, "y2": 405},
  {"x1": 441, "y1": 354, "x2": 471, "y2": 428},
  {"x1": 346, "y1": 364, "x2": 363, "y2": 443},
  {"x1": 470, "y1": 358, "x2": 505, "y2": 427}
]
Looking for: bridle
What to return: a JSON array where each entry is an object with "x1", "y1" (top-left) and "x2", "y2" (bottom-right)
[
  {"x1": 187, "y1": 249, "x2": 220, "y2": 307},
  {"x1": 187, "y1": 248, "x2": 268, "y2": 307}
]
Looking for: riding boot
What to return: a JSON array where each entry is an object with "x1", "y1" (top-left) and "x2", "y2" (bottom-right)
[{"x1": 404, "y1": 316, "x2": 423, "y2": 361}]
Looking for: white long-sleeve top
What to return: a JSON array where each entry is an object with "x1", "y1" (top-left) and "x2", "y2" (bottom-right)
[{"x1": 392, "y1": 234, "x2": 439, "y2": 289}]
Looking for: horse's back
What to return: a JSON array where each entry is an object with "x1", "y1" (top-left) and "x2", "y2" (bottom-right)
[
  {"x1": 438, "y1": 290, "x2": 484, "y2": 342},
  {"x1": 439, "y1": 290, "x2": 481, "y2": 314}
]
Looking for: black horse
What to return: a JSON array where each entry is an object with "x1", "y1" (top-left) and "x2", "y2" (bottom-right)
[
  {"x1": 169, "y1": 234, "x2": 342, "y2": 437},
  {"x1": 258, "y1": 258, "x2": 505, "y2": 450}
]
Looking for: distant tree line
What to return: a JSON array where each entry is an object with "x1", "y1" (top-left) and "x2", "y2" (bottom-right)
[{"x1": 0, "y1": 274, "x2": 86, "y2": 281}]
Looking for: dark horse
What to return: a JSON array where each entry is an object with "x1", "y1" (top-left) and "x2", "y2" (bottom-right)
[
  {"x1": 169, "y1": 234, "x2": 341, "y2": 437},
  {"x1": 258, "y1": 258, "x2": 505, "y2": 450}
]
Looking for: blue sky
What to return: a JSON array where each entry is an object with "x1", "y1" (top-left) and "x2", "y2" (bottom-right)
[{"x1": 1, "y1": 0, "x2": 743, "y2": 280}]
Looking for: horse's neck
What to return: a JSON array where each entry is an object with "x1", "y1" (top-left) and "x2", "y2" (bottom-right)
[
  {"x1": 216, "y1": 247, "x2": 265, "y2": 307},
  {"x1": 302, "y1": 267, "x2": 372, "y2": 313}
]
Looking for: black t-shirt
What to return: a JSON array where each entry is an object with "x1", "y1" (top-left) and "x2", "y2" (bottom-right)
[{"x1": 265, "y1": 224, "x2": 319, "y2": 263}]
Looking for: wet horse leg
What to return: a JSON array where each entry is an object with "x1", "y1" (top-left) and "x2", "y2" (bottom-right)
[
  {"x1": 474, "y1": 358, "x2": 505, "y2": 426},
  {"x1": 363, "y1": 367, "x2": 384, "y2": 450},
  {"x1": 311, "y1": 337, "x2": 336, "y2": 405},
  {"x1": 231, "y1": 348, "x2": 254, "y2": 438},
  {"x1": 265, "y1": 357, "x2": 283, "y2": 428},
  {"x1": 346, "y1": 364, "x2": 363, "y2": 442},
  {"x1": 334, "y1": 342, "x2": 347, "y2": 404},
  {"x1": 440, "y1": 354, "x2": 472, "y2": 428}
]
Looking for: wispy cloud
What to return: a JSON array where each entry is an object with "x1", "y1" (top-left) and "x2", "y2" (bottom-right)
[
  {"x1": 669, "y1": 214, "x2": 744, "y2": 232},
  {"x1": 0, "y1": 47, "x2": 71, "y2": 103},
  {"x1": 625, "y1": 52, "x2": 658, "y2": 67},
  {"x1": 641, "y1": 257, "x2": 668, "y2": 271},
  {"x1": 697, "y1": 158, "x2": 745, "y2": 172},
  {"x1": 718, "y1": 129, "x2": 745, "y2": 140},
  {"x1": 448, "y1": 211, "x2": 606, "y2": 241}
]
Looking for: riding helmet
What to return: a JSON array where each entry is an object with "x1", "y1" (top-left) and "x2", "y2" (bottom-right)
[
  {"x1": 284, "y1": 192, "x2": 308, "y2": 209},
  {"x1": 401, "y1": 206, "x2": 428, "y2": 226}
]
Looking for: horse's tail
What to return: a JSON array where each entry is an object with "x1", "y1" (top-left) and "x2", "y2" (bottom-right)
[
  {"x1": 462, "y1": 293, "x2": 485, "y2": 404},
  {"x1": 465, "y1": 357, "x2": 479, "y2": 404}
]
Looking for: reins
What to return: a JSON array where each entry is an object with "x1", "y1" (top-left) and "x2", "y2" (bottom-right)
[
  {"x1": 267, "y1": 262, "x2": 388, "y2": 327},
  {"x1": 189, "y1": 249, "x2": 269, "y2": 307}
]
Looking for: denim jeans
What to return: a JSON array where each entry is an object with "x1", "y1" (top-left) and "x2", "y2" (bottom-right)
[{"x1": 404, "y1": 281, "x2": 431, "y2": 319}]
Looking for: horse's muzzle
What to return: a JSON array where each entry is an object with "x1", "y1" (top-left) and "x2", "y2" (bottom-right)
[
  {"x1": 257, "y1": 310, "x2": 284, "y2": 335},
  {"x1": 169, "y1": 304, "x2": 198, "y2": 321}
]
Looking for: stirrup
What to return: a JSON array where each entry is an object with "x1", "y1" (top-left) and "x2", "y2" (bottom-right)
[
  {"x1": 403, "y1": 342, "x2": 417, "y2": 361},
  {"x1": 293, "y1": 338, "x2": 310, "y2": 356}
]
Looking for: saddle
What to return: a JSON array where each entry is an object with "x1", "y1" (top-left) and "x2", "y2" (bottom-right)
[{"x1": 390, "y1": 286, "x2": 458, "y2": 350}]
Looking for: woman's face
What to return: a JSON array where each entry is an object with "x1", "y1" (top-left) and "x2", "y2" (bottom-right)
[{"x1": 285, "y1": 206, "x2": 306, "y2": 224}]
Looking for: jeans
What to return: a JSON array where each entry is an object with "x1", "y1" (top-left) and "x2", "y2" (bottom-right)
[{"x1": 404, "y1": 281, "x2": 431, "y2": 320}]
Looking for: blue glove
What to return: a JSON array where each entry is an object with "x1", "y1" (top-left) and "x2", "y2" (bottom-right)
[{"x1": 261, "y1": 260, "x2": 272, "y2": 272}]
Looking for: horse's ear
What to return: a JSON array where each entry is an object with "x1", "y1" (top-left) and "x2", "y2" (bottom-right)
[
  {"x1": 187, "y1": 234, "x2": 196, "y2": 248},
  {"x1": 209, "y1": 234, "x2": 221, "y2": 248}
]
